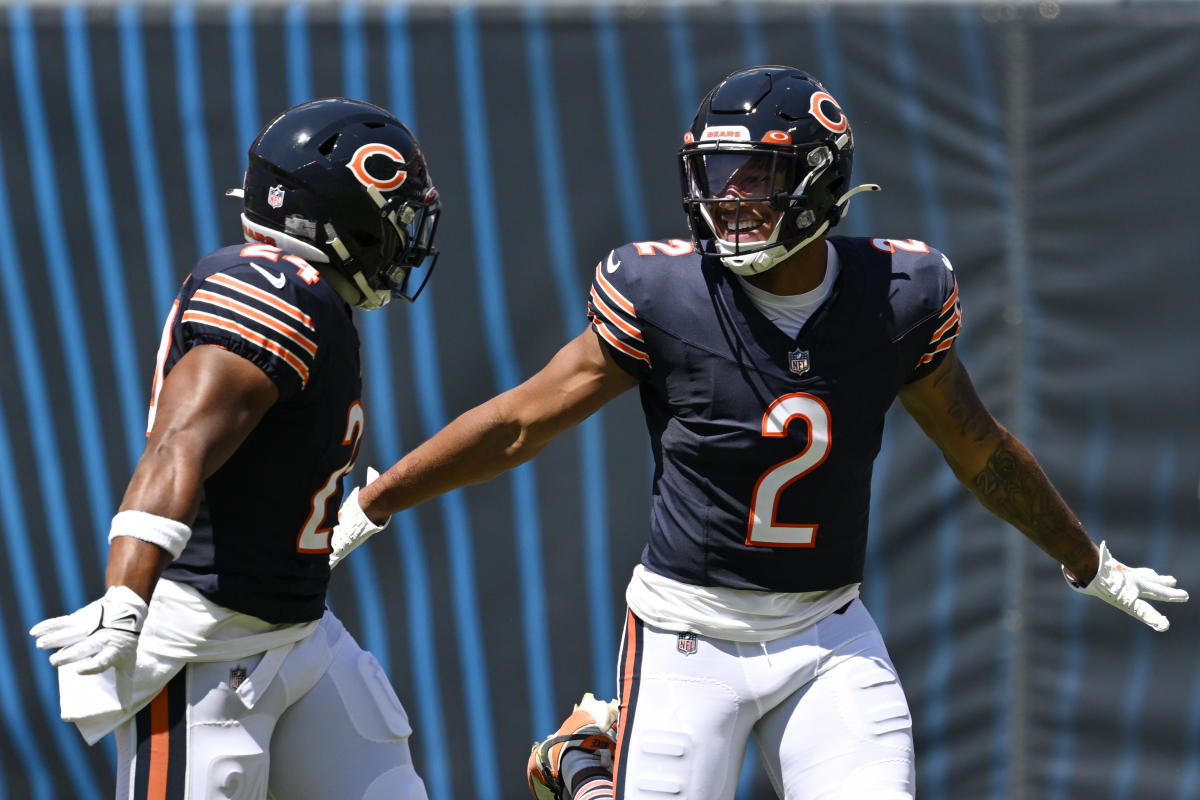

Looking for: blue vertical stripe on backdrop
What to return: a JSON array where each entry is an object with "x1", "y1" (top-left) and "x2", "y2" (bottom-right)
[
  {"x1": 736, "y1": 2, "x2": 766, "y2": 66},
  {"x1": 523, "y1": 4, "x2": 616, "y2": 696},
  {"x1": 0, "y1": 154, "x2": 65, "y2": 800},
  {"x1": 663, "y1": 4, "x2": 698, "y2": 129},
  {"x1": 953, "y1": 10, "x2": 1027, "y2": 799},
  {"x1": 884, "y1": 8, "x2": 956, "y2": 798},
  {"x1": 228, "y1": 3, "x2": 259, "y2": 175},
  {"x1": 338, "y1": 0, "x2": 391, "y2": 674},
  {"x1": 63, "y1": 5, "x2": 145, "y2": 472},
  {"x1": 591, "y1": 4, "x2": 655, "y2": 486},
  {"x1": 810, "y1": 10, "x2": 875, "y2": 240},
  {"x1": 9, "y1": 4, "x2": 108, "y2": 583},
  {"x1": 383, "y1": 6, "x2": 453, "y2": 794},
  {"x1": 1046, "y1": 404, "x2": 1108, "y2": 800},
  {"x1": 810, "y1": 7, "x2": 878, "y2": 237},
  {"x1": 1111, "y1": 445, "x2": 1174, "y2": 800},
  {"x1": 172, "y1": 3, "x2": 220, "y2": 258},
  {"x1": 284, "y1": 2, "x2": 311, "y2": 105},
  {"x1": 117, "y1": 3, "x2": 177, "y2": 321},
  {"x1": 884, "y1": 6, "x2": 948, "y2": 249},
  {"x1": 0, "y1": 42, "x2": 99, "y2": 796},
  {"x1": 920, "y1": 470, "x2": 962, "y2": 800},
  {"x1": 592, "y1": 4, "x2": 649, "y2": 243},
  {"x1": 454, "y1": 4, "x2": 552, "y2": 760},
  {"x1": 956, "y1": 6, "x2": 1030, "y2": 396},
  {"x1": 2, "y1": 34, "x2": 105, "y2": 792}
]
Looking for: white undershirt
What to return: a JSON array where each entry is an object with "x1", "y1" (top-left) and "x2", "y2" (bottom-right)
[
  {"x1": 736, "y1": 240, "x2": 840, "y2": 338},
  {"x1": 626, "y1": 565, "x2": 860, "y2": 643}
]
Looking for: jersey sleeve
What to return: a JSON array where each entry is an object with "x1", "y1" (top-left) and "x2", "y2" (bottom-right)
[
  {"x1": 179, "y1": 263, "x2": 321, "y2": 400},
  {"x1": 906, "y1": 250, "x2": 962, "y2": 382},
  {"x1": 587, "y1": 247, "x2": 654, "y2": 382}
]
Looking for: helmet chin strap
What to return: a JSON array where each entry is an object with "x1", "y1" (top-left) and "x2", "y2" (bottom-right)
[
  {"x1": 240, "y1": 214, "x2": 391, "y2": 309},
  {"x1": 324, "y1": 227, "x2": 392, "y2": 310},
  {"x1": 715, "y1": 183, "x2": 881, "y2": 276}
]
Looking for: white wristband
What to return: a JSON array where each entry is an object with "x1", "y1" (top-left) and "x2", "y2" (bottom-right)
[{"x1": 108, "y1": 510, "x2": 193, "y2": 560}]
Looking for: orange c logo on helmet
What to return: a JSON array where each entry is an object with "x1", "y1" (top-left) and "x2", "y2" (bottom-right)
[
  {"x1": 808, "y1": 91, "x2": 849, "y2": 134},
  {"x1": 346, "y1": 143, "x2": 408, "y2": 191}
]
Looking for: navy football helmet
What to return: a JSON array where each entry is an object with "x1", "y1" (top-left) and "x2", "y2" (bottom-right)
[
  {"x1": 238, "y1": 98, "x2": 440, "y2": 308},
  {"x1": 679, "y1": 66, "x2": 878, "y2": 275}
]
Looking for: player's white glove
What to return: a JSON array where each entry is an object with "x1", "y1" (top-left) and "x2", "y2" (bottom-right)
[
  {"x1": 1064, "y1": 541, "x2": 1188, "y2": 632},
  {"x1": 29, "y1": 585, "x2": 148, "y2": 673},
  {"x1": 329, "y1": 467, "x2": 389, "y2": 569}
]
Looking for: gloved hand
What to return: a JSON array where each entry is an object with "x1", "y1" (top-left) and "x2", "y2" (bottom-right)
[
  {"x1": 29, "y1": 585, "x2": 148, "y2": 673},
  {"x1": 1064, "y1": 541, "x2": 1189, "y2": 632},
  {"x1": 329, "y1": 467, "x2": 389, "y2": 569}
]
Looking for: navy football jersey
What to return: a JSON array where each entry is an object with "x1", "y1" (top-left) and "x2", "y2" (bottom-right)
[
  {"x1": 150, "y1": 243, "x2": 363, "y2": 623},
  {"x1": 588, "y1": 236, "x2": 961, "y2": 592}
]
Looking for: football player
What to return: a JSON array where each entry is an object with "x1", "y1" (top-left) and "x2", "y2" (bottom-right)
[
  {"x1": 30, "y1": 98, "x2": 439, "y2": 799},
  {"x1": 332, "y1": 67, "x2": 1188, "y2": 800}
]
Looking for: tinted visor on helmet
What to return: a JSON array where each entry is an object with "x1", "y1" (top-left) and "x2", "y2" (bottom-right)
[
  {"x1": 682, "y1": 149, "x2": 798, "y2": 247},
  {"x1": 690, "y1": 151, "x2": 784, "y2": 199}
]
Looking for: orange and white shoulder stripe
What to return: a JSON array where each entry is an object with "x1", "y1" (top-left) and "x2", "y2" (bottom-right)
[
  {"x1": 916, "y1": 283, "x2": 962, "y2": 367},
  {"x1": 589, "y1": 261, "x2": 650, "y2": 366},
  {"x1": 181, "y1": 271, "x2": 318, "y2": 386},
  {"x1": 207, "y1": 272, "x2": 315, "y2": 331}
]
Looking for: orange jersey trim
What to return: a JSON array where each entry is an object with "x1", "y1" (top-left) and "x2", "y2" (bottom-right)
[
  {"x1": 588, "y1": 287, "x2": 644, "y2": 342},
  {"x1": 591, "y1": 318, "x2": 650, "y2": 365},
  {"x1": 614, "y1": 609, "x2": 640, "y2": 794},
  {"x1": 929, "y1": 303, "x2": 962, "y2": 342},
  {"x1": 939, "y1": 284, "x2": 959, "y2": 315},
  {"x1": 917, "y1": 335, "x2": 959, "y2": 366},
  {"x1": 182, "y1": 309, "x2": 310, "y2": 385},
  {"x1": 146, "y1": 688, "x2": 170, "y2": 800},
  {"x1": 193, "y1": 289, "x2": 318, "y2": 357},
  {"x1": 593, "y1": 266, "x2": 636, "y2": 316},
  {"x1": 207, "y1": 272, "x2": 315, "y2": 331}
]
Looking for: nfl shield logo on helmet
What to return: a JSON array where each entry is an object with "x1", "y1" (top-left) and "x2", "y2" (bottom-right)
[
  {"x1": 267, "y1": 185, "x2": 285, "y2": 209},
  {"x1": 677, "y1": 632, "x2": 698, "y2": 656},
  {"x1": 788, "y1": 348, "x2": 810, "y2": 376}
]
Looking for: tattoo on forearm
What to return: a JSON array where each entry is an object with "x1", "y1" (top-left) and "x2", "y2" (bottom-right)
[{"x1": 971, "y1": 436, "x2": 1089, "y2": 563}]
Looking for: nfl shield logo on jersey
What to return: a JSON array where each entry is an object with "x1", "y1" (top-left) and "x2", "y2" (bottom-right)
[
  {"x1": 267, "y1": 185, "x2": 286, "y2": 209},
  {"x1": 677, "y1": 632, "x2": 698, "y2": 656},
  {"x1": 788, "y1": 348, "x2": 810, "y2": 376},
  {"x1": 229, "y1": 665, "x2": 247, "y2": 690}
]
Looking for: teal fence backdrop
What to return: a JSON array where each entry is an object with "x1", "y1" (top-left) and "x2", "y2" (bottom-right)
[{"x1": 0, "y1": 2, "x2": 1197, "y2": 798}]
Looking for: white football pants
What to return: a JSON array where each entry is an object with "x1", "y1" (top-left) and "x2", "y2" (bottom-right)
[
  {"x1": 613, "y1": 599, "x2": 914, "y2": 800},
  {"x1": 113, "y1": 612, "x2": 427, "y2": 800}
]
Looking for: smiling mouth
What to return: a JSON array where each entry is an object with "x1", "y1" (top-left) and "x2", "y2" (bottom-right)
[{"x1": 720, "y1": 213, "x2": 770, "y2": 240}]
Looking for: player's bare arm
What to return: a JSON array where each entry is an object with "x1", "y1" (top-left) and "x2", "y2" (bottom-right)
[
  {"x1": 898, "y1": 344, "x2": 1099, "y2": 583},
  {"x1": 360, "y1": 328, "x2": 636, "y2": 524},
  {"x1": 110, "y1": 344, "x2": 278, "y2": 600}
]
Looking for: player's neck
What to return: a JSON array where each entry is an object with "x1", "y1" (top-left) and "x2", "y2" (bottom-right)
[{"x1": 742, "y1": 237, "x2": 828, "y2": 296}]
